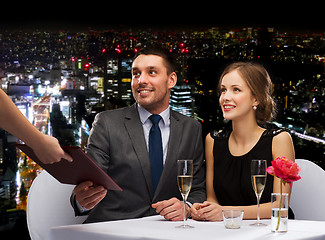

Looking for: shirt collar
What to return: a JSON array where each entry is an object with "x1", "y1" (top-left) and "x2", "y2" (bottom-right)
[{"x1": 137, "y1": 104, "x2": 170, "y2": 126}]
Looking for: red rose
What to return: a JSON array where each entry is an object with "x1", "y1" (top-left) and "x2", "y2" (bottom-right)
[{"x1": 266, "y1": 157, "x2": 301, "y2": 187}]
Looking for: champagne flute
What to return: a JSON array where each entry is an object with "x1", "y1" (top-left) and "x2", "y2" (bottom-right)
[
  {"x1": 176, "y1": 160, "x2": 193, "y2": 228},
  {"x1": 250, "y1": 159, "x2": 267, "y2": 226}
]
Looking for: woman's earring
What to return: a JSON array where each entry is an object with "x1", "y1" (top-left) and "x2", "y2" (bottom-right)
[{"x1": 253, "y1": 106, "x2": 257, "y2": 111}]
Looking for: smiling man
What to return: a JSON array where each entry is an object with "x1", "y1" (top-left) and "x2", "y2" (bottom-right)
[
  {"x1": 71, "y1": 45, "x2": 206, "y2": 223},
  {"x1": 131, "y1": 53, "x2": 176, "y2": 114}
]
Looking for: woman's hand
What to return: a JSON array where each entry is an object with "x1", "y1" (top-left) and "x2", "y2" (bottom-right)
[
  {"x1": 190, "y1": 203, "x2": 204, "y2": 220},
  {"x1": 191, "y1": 201, "x2": 223, "y2": 221}
]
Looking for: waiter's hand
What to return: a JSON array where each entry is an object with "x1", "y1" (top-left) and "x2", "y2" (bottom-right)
[
  {"x1": 152, "y1": 197, "x2": 190, "y2": 221},
  {"x1": 32, "y1": 134, "x2": 73, "y2": 164},
  {"x1": 74, "y1": 181, "x2": 107, "y2": 210}
]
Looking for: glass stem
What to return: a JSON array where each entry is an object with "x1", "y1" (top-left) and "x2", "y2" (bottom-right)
[
  {"x1": 183, "y1": 197, "x2": 186, "y2": 226},
  {"x1": 257, "y1": 195, "x2": 261, "y2": 224}
]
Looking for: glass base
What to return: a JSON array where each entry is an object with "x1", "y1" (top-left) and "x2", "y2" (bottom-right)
[
  {"x1": 250, "y1": 221, "x2": 267, "y2": 226},
  {"x1": 175, "y1": 224, "x2": 194, "y2": 229}
]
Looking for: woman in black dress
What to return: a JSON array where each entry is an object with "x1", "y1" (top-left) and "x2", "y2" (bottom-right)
[{"x1": 191, "y1": 62, "x2": 295, "y2": 221}]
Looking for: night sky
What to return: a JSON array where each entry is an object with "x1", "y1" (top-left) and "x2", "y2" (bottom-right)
[{"x1": 0, "y1": 3, "x2": 324, "y2": 32}]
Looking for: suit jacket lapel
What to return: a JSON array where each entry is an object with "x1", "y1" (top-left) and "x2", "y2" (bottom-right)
[
  {"x1": 124, "y1": 104, "x2": 153, "y2": 197},
  {"x1": 154, "y1": 110, "x2": 182, "y2": 198}
]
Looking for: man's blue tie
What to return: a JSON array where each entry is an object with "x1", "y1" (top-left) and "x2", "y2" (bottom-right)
[{"x1": 149, "y1": 114, "x2": 163, "y2": 194}]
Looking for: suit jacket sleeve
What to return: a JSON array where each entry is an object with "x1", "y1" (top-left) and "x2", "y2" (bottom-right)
[
  {"x1": 187, "y1": 120, "x2": 206, "y2": 205},
  {"x1": 71, "y1": 112, "x2": 110, "y2": 216}
]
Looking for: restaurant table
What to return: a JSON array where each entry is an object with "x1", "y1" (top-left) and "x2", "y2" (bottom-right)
[{"x1": 48, "y1": 215, "x2": 325, "y2": 240}]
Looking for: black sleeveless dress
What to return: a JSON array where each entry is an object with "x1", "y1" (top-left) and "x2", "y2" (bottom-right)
[{"x1": 210, "y1": 124, "x2": 294, "y2": 218}]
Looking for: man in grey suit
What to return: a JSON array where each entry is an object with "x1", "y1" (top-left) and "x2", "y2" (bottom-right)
[{"x1": 71, "y1": 45, "x2": 206, "y2": 223}]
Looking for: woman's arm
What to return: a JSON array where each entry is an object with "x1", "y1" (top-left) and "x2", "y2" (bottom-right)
[
  {"x1": 191, "y1": 134, "x2": 220, "y2": 220},
  {"x1": 205, "y1": 134, "x2": 218, "y2": 203},
  {"x1": 272, "y1": 131, "x2": 295, "y2": 199},
  {"x1": 0, "y1": 89, "x2": 72, "y2": 163}
]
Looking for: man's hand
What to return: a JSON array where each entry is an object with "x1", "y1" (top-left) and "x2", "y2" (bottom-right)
[
  {"x1": 152, "y1": 197, "x2": 190, "y2": 221},
  {"x1": 73, "y1": 181, "x2": 107, "y2": 210}
]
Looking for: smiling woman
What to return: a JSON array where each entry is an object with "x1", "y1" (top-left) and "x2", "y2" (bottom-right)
[
  {"x1": 219, "y1": 71, "x2": 258, "y2": 122},
  {"x1": 218, "y1": 62, "x2": 276, "y2": 124},
  {"x1": 191, "y1": 62, "x2": 295, "y2": 222}
]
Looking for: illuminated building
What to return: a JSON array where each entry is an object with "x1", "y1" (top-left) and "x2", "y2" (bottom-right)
[
  {"x1": 105, "y1": 57, "x2": 133, "y2": 105},
  {"x1": 170, "y1": 85, "x2": 195, "y2": 117}
]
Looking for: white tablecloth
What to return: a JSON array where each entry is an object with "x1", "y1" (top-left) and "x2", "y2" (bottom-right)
[{"x1": 48, "y1": 215, "x2": 325, "y2": 240}]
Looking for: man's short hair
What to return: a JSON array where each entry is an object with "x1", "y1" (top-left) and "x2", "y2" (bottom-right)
[{"x1": 133, "y1": 44, "x2": 176, "y2": 75}]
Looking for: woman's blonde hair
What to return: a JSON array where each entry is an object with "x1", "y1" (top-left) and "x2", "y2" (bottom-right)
[{"x1": 219, "y1": 62, "x2": 276, "y2": 123}]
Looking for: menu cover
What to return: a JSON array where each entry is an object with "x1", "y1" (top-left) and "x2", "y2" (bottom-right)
[{"x1": 16, "y1": 144, "x2": 122, "y2": 191}]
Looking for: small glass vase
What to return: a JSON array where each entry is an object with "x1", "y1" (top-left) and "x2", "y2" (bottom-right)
[{"x1": 271, "y1": 193, "x2": 289, "y2": 232}]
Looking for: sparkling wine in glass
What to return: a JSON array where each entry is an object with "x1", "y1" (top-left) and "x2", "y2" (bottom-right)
[
  {"x1": 250, "y1": 159, "x2": 267, "y2": 226},
  {"x1": 176, "y1": 160, "x2": 193, "y2": 228}
]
